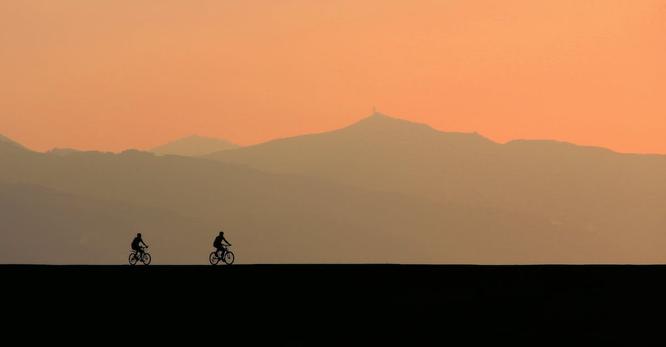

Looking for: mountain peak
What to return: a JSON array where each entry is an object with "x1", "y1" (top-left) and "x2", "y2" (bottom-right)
[
  {"x1": 368, "y1": 111, "x2": 392, "y2": 119},
  {"x1": 336, "y1": 113, "x2": 494, "y2": 147},
  {"x1": 345, "y1": 112, "x2": 435, "y2": 132}
]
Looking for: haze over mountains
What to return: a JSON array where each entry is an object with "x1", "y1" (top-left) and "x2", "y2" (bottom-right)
[
  {"x1": 151, "y1": 135, "x2": 238, "y2": 157},
  {"x1": 207, "y1": 113, "x2": 666, "y2": 257},
  {"x1": 1, "y1": 113, "x2": 665, "y2": 264}
]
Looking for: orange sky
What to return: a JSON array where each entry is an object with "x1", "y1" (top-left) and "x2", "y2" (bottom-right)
[{"x1": 1, "y1": 0, "x2": 665, "y2": 153}]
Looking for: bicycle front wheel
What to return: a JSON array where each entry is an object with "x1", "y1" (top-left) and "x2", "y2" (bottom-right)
[
  {"x1": 142, "y1": 253, "x2": 152, "y2": 265},
  {"x1": 209, "y1": 251, "x2": 220, "y2": 265},
  {"x1": 223, "y1": 251, "x2": 235, "y2": 265}
]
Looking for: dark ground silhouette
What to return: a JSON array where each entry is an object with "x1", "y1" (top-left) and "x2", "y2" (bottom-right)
[{"x1": 4, "y1": 265, "x2": 666, "y2": 344}]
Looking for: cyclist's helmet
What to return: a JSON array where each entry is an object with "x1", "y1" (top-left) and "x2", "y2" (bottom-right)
[
  {"x1": 219, "y1": 231, "x2": 224, "y2": 236},
  {"x1": 137, "y1": 233, "x2": 142, "y2": 237}
]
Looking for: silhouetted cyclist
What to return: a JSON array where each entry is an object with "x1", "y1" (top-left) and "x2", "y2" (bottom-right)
[
  {"x1": 132, "y1": 233, "x2": 149, "y2": 258},
  {"x1": 214, "y1": 231, "x2": 231, "y2": 257}
]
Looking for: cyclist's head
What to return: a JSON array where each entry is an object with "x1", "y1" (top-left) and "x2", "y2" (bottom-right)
[
  {"x1": 219, "y1": 231, "x2": 224, "y2": 236},
  {"x1": 137, "y1": 233, "x2": 142, "y2": 238}
]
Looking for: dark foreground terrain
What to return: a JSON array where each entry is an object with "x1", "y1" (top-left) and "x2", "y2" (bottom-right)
[{"x1": 5, "y1": 265, "x2": 666, "y2": 345}]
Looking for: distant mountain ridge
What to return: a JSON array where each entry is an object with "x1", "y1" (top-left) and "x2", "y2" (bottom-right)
[
  {"x1": 0, "y1": 134, "x2": 28, "y2": 151},
  {"x1": 1, "y1": 114, "x2": 665, "y2": 264},
  {"x1": 1, "y1": 144, "x2": 562, "y2": 264},
  {"x1": 205, "y1": 112, "x2": 666, "y2": 263},
  {"x1": 206, "y1": 113, "x2": 665, "y2": 202},
  {"x1": 150, "y1": 135, "x2": 238, "y2": 157},
  {"x1": 46, "y1": 148, "x2": 81, "y2": 157}
]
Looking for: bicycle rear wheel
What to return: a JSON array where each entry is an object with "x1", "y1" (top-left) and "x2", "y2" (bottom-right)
[
  {"x1": 129, "y1": 253, "x2": 138, "y2": 266},
  {"x1": 209, "y1": 251, "x2": 220, "y2": 265},
  {"x1": 223, "y1": 251, "x2": 235, "y2": 265},
  {"x1": 142, "y1": 253, "x2": 152, "y2": 265}
]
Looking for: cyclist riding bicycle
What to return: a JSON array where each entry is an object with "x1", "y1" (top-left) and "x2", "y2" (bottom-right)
[
  {"x1": 131, "y1": 233, "x2": 149, "y2": 258},
  {"x1": 213, "y1": 231, "x2": 231, "y2": 258}
]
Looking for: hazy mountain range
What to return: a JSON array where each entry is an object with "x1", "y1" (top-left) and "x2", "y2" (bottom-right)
[
  {"x1": 0, "y1": 134, "x2": 26, "y2": 151},
  {"x1": 151, "y1": 135, "x2": 238, "y2": 157},
  {"x1": 1, "y1": 114, "x2": 665, "y2": 264}
]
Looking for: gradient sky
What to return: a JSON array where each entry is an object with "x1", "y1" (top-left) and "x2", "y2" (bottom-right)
[{"x1": 1, "y1": 0, "x2": 665, "y2": 153}]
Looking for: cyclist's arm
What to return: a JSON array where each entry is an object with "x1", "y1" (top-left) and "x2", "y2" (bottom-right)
[{"x1": 141, "y1": 240, "x2": 148, "y2": 247}]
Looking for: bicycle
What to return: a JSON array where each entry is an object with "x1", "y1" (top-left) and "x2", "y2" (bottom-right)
[
  {"x1": 129, "y1": 246, "x2": 151, "y2": 265},
  {"x1": 209, "y1": 245, "x2": 234, "y2": 265}
]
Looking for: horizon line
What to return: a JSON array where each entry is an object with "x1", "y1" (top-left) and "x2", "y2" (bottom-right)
[{"x1": 4, "y1": 112, "x2": 666, "y2": 157}]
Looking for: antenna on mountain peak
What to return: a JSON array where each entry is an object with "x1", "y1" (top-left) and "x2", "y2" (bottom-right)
[{"x1": 372, "y1": 106, "x2": 377, "y2": 115}]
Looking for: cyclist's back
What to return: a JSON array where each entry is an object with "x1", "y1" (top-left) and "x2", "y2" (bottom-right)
[
  {"x1": 213, "y1": 235, "x2": 223, "y2": 248},
  {"x1": 214, "y1": 231, "x2": 230, "y2": 253},
  {"x1": 132, "y1": 233, "x2": 147, "y2": 253}
]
